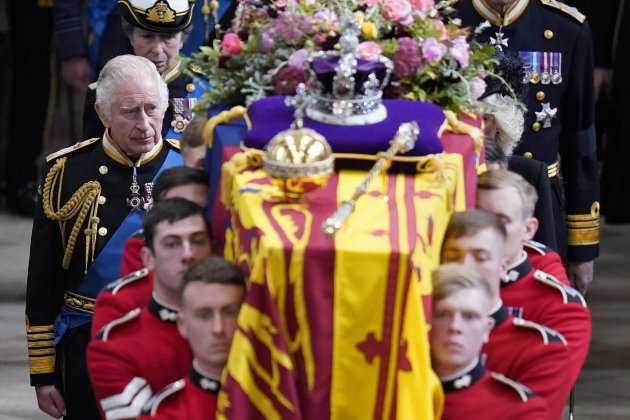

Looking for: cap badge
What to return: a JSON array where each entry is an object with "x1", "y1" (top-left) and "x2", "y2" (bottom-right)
[{"x1": 146, "y1": 0, "x2": 176, "y2": 23}]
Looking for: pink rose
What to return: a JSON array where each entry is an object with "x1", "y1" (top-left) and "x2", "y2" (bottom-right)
[
  {"x1": 356, "y1": 42, "x2": 382, "y2": 59},
  {"x1": 470, "y1": 76, "x2": 487, "y2": 100},
  {"x1": 422, "y1": 38, "x2": 447, "y2": 63},
  {"x1": 409, "y1": 0, "x2": 434, "y2": 11},
  {"x1": 222, "y1": 33, "x2": 243, "y2": 56},
  {"x1": 450, "y1": 36, "x2": 470, "y2": 68},
  {"x1": 382, "y1": 0, "x2": 413, "y2": 24},
  {"x1": 288, "y1": 49, "x2": 309, "y2": 68}
]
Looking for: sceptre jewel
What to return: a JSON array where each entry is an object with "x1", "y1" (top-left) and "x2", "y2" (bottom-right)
[{"x1": 321, "y1": 122, "x2": 420, "y2": 236}]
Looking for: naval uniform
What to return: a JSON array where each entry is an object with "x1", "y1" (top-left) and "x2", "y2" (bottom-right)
[
  {"x1": 138, "y1": 363, "x2": 220, "y2": 419},
  {"x1": 87, "y1": 295, "x2": 193, "y2": 419},
  {"x1": 482, "y1": 305, "x2": 572, "y2": 419},
  {"x1": 25, "y1": 133, "x2": 182, "y2": 419},
  {"x1": 90, "y1": 267, "x2": 153, "y2": 338},
  {"x1": 83, "y1": 59, "x2": 208, "y2": 141},
  {"x1": 502, "y1": 251, "x2": 591, "y2": 386},
  {"x1": 458, "y1": 0, "x2": 600, "y2": 262},
  {"x1": 441, "y1": 360, "x2": 548, "y2": 420}
]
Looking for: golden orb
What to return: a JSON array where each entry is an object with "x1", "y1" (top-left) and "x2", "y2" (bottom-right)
[{"x1": 263, "y1": 127, "x2": 334, "y2": 199}]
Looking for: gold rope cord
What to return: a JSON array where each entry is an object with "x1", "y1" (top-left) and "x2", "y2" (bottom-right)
[{"x1": 42, "y1": 158, "x2": 102, "y2": 271}]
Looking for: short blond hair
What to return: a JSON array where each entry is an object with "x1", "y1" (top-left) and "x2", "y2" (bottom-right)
[
  {"x1": 432, "y1": 263, "x2": 492, "y2": 310},
  {"x1": 477, "y1": 169, "x2": 538, "y2": 219}
]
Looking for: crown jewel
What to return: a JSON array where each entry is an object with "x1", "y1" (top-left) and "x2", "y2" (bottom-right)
[{"x1": 304, "y1": 14, "x2": 393, "y2": 126}]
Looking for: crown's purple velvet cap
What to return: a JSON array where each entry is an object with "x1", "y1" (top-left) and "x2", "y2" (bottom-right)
[
  {"x1": 244, "y1": 96, "x2": 445, "y2": 156},
  {"x1": 311, "y1": 56, "x2": 388, "y2": 94}
]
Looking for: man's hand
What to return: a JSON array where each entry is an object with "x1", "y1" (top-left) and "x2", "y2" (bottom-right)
[
  {"x1": 567, "y1": 260, "x2": 594, "y2": 295},
  {"x1": 35, "y1": 385, "x2": 66, "y2": 418},
  {"x1": 594, "y1": 67, "x2": 613, "y2": 100},
  {"x1": 61, "y1": 57, "x2": 92, "y2": 94}
]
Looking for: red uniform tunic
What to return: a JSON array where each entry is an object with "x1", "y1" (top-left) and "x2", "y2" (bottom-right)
[
  {"x1": 90, "y1": 268, "x2": 154, "y2": 338},
  {"x1": 138, "y1": 364, "x2": 219, "y2": 419},
  {"x1": 482, "y1": 306, "x2": 572, "y2": 419},
  {"x1": 502, "y1": 251, "x2": 591, "y2": 386},
  {"x1": 87, "y1": 296, "x2": 193, "y2": 420},
  {"x1": 524, "y1": 240, "x2": 570, "y2": 286},
  {"x1": 120, "y1": 231, "x2": 146, "y2": 276},
  {"x1": 441, "y1": 361, "x2": 548, "y2": 420}
]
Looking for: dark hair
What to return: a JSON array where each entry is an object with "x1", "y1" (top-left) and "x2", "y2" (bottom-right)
[
  {"x1": 179, "y1": 256, "x2": 246, "y2": 298},
  {"x1": 152, "y1": 166, "x2": 210, "y2": 203},
  {"x1": 143, "y1": 198, "x2": 210, "y2": 250},
  {"x1": 442, "y1": 209, "x2": 507, "y2": 247}
]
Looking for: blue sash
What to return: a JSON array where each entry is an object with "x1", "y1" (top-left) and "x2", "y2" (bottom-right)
[{"x1": 54, "y1": 148, "x2": 183, "y2": 343}]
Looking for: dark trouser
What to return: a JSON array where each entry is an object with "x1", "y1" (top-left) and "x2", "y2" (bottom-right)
[{"x1": 57, "y1": 322, "x2": 101, "y2": 420}]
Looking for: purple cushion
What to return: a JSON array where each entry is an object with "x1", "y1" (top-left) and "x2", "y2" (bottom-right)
[{"x1": 244, "y1": 96, "x2": 445, "y2": 157}]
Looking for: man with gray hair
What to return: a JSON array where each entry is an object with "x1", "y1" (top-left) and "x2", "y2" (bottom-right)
[{"x1": 25, "y1": 54, "x2": 183, "y2": 419}]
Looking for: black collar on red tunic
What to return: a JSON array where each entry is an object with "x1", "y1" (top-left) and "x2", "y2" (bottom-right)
[
  {"x1": 147, "y1": 295, "x2": 179, "y2": 323},
  {"x1": 190, "y1": 365, "x2": 221, "y2": 394},
  {"x1": 441, "y1": 360, "x2": 486, "y2": 394},
  {"x1": 503, "y1": 251, "x2": 532, "y2": 285},
  {"x1": 490, "y1": 305, "x2": 510, "y2": 327}
]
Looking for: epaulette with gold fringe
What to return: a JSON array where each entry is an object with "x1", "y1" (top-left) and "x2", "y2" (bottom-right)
[
  {"x1": 540, "y1": 0, "x2": 585, "y2": 23},
  {"x1": 490, "y1": 372, "x2": 537, "y2": 402},
  {"x1": 46, "y1": 138, "x2": 100, "y2": 163},
  {"x1": 165, "y1": 138, "x2": 181, "y2": 150},
  {"x1": 96, "y1": 308, "x2": 141, "y2": 341},
  {"x1": 513, "y1": 317, "x2": 568, "y2": 345}
]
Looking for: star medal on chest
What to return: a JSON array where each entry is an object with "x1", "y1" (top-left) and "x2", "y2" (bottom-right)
[
  {"x1": 490, "y1": 26, "x2": 509, "y2": 51},
  {"x1": 127, "y1": 166, "x2": 146, "y2": 212},
  {"x1": 535, "y1": 102, "x2": 557, "y2": 128}
]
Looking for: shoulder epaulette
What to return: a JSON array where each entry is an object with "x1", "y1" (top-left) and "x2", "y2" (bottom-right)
[
  {"x1": 103, "y1": 268, "x2": 150, "y2": 295},
  {"x1": 490, "y1": 372, "x2": 537, "y2": 402},
  {"x1": 523, "y1": 239, "x2": 550, "y2": 255},
  {"x1": 46, "y1": 138, "x2": 100, "y2": 163},
  {"x1": 188, "y1": 63, "x2": 206, "y2": 77},
  {"x1": 513, "y1": 317, "x2": 568, "y2": 345},
  {"x1": 96, "y1": 308, "x2": 141, "y2": 341},
  {"x1": 130, "y1": 228, "x2": 145, "y2": 239},
  {"x1": 540, "y1": 0, "x2": 585, "y2": 23},
  {"x1": 533, "y1": 270, "x2": 587, "y2": 307},
  {"x1": 141, "y1": 379, "x2": 186, "y2": 416},
  {"x1": 88, "y1": 82, "x2": 98, "y2": 91},
  {"x1": 165, "y1": 138, "x2": 181, "y2": 150}
]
